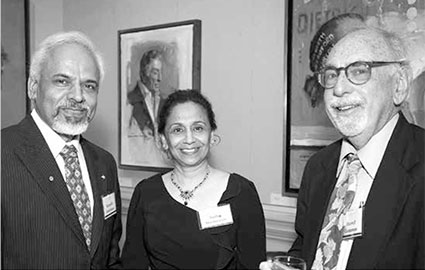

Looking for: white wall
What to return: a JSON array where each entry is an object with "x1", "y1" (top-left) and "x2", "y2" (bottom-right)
[
  {"x1": 28, "y1": 0, "x2": 297, "y2": 251},
  {"x1": 28, "y1": 0, "x2": 63, "y2": 50}
]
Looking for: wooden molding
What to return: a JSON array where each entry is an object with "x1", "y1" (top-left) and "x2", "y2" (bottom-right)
[{"x1": 263, "y1": 204, "x2": 297, "y2": 244}]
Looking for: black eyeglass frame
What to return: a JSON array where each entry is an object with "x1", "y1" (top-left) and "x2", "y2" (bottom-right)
[{"x1": 316, "y1": 60, "x2": 407, "y2": 89}]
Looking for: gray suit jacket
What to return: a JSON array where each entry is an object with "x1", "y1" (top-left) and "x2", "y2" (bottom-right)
[{"x1": 1, "y1": 115, "x2": 122, "y2": 269}]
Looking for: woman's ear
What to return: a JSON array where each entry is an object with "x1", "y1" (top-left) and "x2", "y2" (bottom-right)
[
  {"x1": 393, "y1": 66, "x2": 410, "y2": 106},
  {"x1": 210, "y1": 132, "x2": 221, "y2": 146},
  {"x1": 160, "y1": 134, "x2": 168, "y2": 150}
]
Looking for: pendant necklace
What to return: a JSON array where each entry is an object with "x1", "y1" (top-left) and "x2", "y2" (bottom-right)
[{"x1": 170, "y1": 167, "x2": 210, "y2": 206}]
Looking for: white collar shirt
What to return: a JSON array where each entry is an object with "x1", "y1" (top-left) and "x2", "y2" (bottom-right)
[
  {"x1": 138, "y1": 80, "x2": 160, "y2": 125},
  {"x1": 335, "y1": 113, "x2": 399, "y2": 270},
  {"x1": 31, "y1": 109, "x2": 94, "y2": 215}
]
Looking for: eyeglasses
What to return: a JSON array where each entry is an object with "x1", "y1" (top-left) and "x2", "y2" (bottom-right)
[{"x1": 317, "y1": 61, "x2": 407, "y2": 89}]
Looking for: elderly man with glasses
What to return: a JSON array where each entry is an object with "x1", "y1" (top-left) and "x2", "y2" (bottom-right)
[{"x1": 261, "y1": 13, "x2": 424, "y2": 270}]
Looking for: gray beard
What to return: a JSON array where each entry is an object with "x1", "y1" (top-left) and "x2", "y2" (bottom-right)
[{"x1": 52, "y1": 119, "x2": 89, "y2": 136}]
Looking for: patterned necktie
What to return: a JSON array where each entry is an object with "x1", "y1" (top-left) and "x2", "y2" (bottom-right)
[
  {"x1": 60, "y1": 145, "x2": 92, "y2": 250},
  {"x1": 313, "y1": 153, "x2": 362, "y2": 270}
]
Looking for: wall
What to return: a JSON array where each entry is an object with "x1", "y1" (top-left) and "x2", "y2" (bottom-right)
[
  {"x1": 28, "y1": 0, "x2": 63, "y2": 51},
  {"x1": 1, "y1": 0, "x2": 27, "y2": 128},
  {"x1": 28, "y1": 0, "x2": 297, "y2": 251}
]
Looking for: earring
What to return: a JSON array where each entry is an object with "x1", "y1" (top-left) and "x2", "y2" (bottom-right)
[
  {"x1": 211, "y1": 134, "x2": 221, "y2": 146},
  {"x1": 166, "y1": 150, "x2": 172, "y2": 160}
]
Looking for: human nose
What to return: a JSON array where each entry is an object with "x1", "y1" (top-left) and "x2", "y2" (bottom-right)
[
  {"x1": 69, "y1": 83, "x2": 84, "y2": 102},
  {"x1": 158, "y1": 72, "x2": 162, "y2": 82},
  {"x1": 332, "y1": 70, "x2": 353, "y2": 97},
  {"x1": 184, "y1": 129, "x2": 195, "y2": 144}
]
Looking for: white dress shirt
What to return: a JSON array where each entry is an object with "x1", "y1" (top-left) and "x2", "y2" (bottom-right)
[
  {"x1": 31, "y1": 110, "x2": 94, "y2": 215},
  {"x1": 138, "y1": 80, "x2": 160, "y2": 126},
  {"x1": 335, "y1": 114, "x2": 399, "y2": 270}
]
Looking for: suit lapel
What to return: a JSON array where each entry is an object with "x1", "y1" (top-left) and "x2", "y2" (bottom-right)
[
  {"x1": 304, "y1": 142, "x2": 341, "y2": 268},
  {"x1": 15, "y1": 117, "x2": 86, "y2": 246},
  {"x1": 127, "y1": 84, "x2": 144, "y2": 104},
  {"x1": 81, "y1": 139, "x2": 107, "y2": 257},
  {"x1": 348, "y1": 115, "x2": 420, "y2": 269}
]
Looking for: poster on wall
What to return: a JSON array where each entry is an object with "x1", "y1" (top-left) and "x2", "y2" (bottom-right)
[
  {"x1": 118, "y1": 20, "x2": 201, "y2": 171},
  {"x1": 285, "y1": 0, "x2": 425, "y2": 194}
]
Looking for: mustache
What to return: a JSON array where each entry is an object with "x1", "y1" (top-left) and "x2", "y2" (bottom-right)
[
  {"x1": 331, "y1": 101, "x2": 361, "y2": 108},
  {"x1": 328, "y1": 97, "x2": 364, "y2": 108},
  {"x1": 54, "y1": 100, "x2": 93, "y2": 121},
  {"x1": 58, "y1": 100, "x2": 90, "y2": 111}
]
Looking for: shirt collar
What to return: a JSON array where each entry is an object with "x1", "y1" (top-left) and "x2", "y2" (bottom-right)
[
  {"x1": 31, "y1": 109, "x2": 81, "y2": 158},
  {"x1": 338, "y1": 113, "x2": 399, "y2": 178},
  {"x1": 138, "y1": 80, "x2": 152, "y2": 98},
  {"x1": 338, "y1": 140, "x2": 357, "y2": 177}
]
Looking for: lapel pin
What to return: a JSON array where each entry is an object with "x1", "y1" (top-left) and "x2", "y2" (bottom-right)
[
  {"x1": 49, "y1": 176, "x2": 54, "y2": 182},
  {"x1": 101, "y1": 175, "x2": 106, "y2": 180}
]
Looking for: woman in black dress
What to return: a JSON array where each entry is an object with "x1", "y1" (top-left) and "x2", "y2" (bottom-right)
[{"x1": 122, "y1": 90, "x2": 266, "y2": 269}]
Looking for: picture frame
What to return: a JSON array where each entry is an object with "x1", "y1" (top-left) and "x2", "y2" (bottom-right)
[
  {"x1": 1, "y1": 0, "x2": 31, "y2": 129},
  {"x1": 118, "y1": 19, "x2": 201, "y2": 171},
  {"x1": 284, "y1": 0, "x2": 354, "y2": 194},
  {"x1": 284, "y1": 0, "x2": 425, "y2": 194}
]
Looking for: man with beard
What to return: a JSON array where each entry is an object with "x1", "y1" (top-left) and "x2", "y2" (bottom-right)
[
  {"x1": 1, "y1": 31, "x2": 122, "y2": 269},
  {"x1": 261, "y1": 13, "x2": 424, "y2": 270},
  {"x1": 292, "y1": 14, "x2": 424, "y2": 270}
]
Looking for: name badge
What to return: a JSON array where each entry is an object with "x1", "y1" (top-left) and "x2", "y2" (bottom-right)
[
  {"x1": 343, "y1": 204, "x2": 364, "y2": 239},
  {"x1": 197, "y1": 204, "x2": 234, "y2": 230},
  {"x1": 102, "y1": 192, "x2": 117, "y2": 220}
]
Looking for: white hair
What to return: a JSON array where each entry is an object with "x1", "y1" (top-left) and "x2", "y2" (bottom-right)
[
  {"x1": 378, "y1": 27, "x2": 413, "y2": 84},
  {"x1": 29, "y1": 31, "x2": 105, "y2": 84}
]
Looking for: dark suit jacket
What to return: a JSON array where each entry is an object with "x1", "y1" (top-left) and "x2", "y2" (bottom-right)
[
  {"x1": 127, "y1": 83, "x2": 164, "y2": 135},
  {"x1": 289, "y1": 114, "x2": 424, "y2": 269},
  {"x1": 1, "y1": 115, "x2": 122, "y2": 269}
]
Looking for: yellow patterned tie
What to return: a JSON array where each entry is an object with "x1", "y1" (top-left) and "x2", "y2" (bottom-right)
[
  {"x1": 313, "y1": 153, "x2": 361, "y2": 270},
  {"x1": 60, "y1": 145, "x2": 92, "y2": 250}
]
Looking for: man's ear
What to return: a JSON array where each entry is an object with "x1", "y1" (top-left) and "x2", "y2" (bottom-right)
[
  {"x1": 27, "y1": 77, "x2": 38, "y2": 100},
  {"x1": 393, "y1": 66, "x2": 410, "y2": 106}
]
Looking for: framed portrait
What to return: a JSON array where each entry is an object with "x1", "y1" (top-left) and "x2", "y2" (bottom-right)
[
  {"x1": 118, "y1": 19, "x2": 201, "y2": 171},
  {"x1": 284, "y1": 0, "x2": 425, "y2": 193}
]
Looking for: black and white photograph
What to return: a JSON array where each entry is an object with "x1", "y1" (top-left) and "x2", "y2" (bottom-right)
[
  {"x1": 118, "y1": 20, "x2": 201, "y2": 171},
  {"x1": 1, "y1": 0, "x2": 424, "y2": 269}
]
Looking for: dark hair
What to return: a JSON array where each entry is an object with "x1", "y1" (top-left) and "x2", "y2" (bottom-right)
[
  {"x1": 303, "y1": 13, "x2": 366, "y2": 108},
  {"x1": 158, "y1": 90, "x2": 217, "y2": 134},
  {"x1": 139, "y1": 49, "x2": 162, "y2": 80},
  {"x1": 309, "y1": 13, "x2": 365, "y2": 73}
]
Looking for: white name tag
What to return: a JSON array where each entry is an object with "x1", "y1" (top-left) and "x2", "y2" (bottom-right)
[
  {"x1": 343, "y1": 205, "x2": 363, "y2": 239},
  {"x1": 197, "y1": 204, "x2": 234, "y2": 230},
  {"x1": 102, "y1": 192, "x2": 117, "y2": 220}
]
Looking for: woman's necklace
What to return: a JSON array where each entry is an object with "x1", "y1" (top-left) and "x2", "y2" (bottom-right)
[{"x1": 170, "y1": 168, "x2": 210, "y2": 206}]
